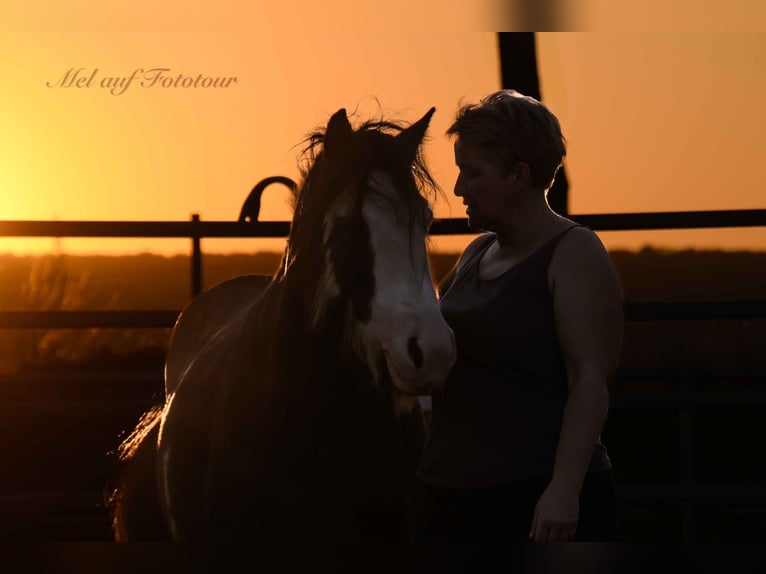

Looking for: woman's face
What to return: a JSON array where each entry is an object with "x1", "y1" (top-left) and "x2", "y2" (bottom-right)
[{"x1": 453, "y1": 140, "x2": 516, "y2": 232}]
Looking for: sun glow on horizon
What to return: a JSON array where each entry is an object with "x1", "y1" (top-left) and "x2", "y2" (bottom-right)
[{"x1": 0, "y1": 20, "x2": 764, "y2": 255}]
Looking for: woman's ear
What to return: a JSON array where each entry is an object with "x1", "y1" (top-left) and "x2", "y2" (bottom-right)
[{"x1": 509, "y1": 161, "x2": 531, "y2": 187}]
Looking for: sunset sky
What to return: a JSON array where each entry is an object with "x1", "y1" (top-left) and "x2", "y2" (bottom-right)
[{"x1": 1, "y1": 3, "x2": 765, "y2": 255}]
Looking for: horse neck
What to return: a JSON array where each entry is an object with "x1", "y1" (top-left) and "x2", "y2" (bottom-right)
[
  {"x1": 258, "y1": 174, "x2": 378, "y2": 402},
  {"x1": 244, "y1": 263, "x2": 355, "y2": 401},
  {"x1": 239, "y1": 265, "x2": 406, "y2": 474}
]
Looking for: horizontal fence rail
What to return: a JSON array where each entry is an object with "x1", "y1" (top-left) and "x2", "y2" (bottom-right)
[
  {"x1": 1, "y1": 209, "x2": 766, "y2": 237},
  {"x1": 1, "y1": 300, "x2": 765, "y2": 330},
  {"x1": 0, "y1": 310, "x2": 180, "y2": 329}
]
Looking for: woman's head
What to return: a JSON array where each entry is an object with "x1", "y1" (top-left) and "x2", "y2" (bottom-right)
[{"x1": 447, "y1": 90, "x2": 567, "y2": 191}]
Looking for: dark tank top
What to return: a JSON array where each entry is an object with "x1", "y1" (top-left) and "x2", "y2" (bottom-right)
[{"x1": 418, "y1": 225, "x2": 611, "y2": 488}]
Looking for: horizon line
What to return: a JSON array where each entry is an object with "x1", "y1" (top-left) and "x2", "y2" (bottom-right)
[{"x1": 2, "y1": 245, "x2": 766, "y2": 258}]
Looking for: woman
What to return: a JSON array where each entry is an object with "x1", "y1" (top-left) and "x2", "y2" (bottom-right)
[{"x1": 415, "y1": 90, "x2": 624, "y2": 542}]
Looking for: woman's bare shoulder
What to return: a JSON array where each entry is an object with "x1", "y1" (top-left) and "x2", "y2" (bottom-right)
[{"x1": 551, "y1": 225, "x2": 621, "y2": 290}]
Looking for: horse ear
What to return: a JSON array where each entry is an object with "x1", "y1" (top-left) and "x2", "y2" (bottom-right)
[
  {"x1": 395, "y1": 107, "x2": 436, "y2": 162},
  {"x1": 324, "y1": 108, "x2": 353, "y2": 157}
]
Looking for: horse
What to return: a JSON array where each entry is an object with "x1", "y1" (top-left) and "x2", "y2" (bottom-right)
[{"x1": 104, "y1": 106, "x2": 456, "y2": 542}]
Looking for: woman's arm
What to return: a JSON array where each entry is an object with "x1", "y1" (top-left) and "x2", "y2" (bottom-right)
[{"x1": 529, "y1": 227, "x2": 624, "y2": 542}]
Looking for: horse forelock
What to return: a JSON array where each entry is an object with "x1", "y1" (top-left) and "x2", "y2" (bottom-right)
[{"x1": 293, "y1": 117, "x2": 441, "y2": 223}]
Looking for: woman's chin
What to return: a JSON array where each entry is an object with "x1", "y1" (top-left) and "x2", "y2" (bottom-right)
[{"x1": 466, "y1": 212, "x2": 485, "y2": 231}]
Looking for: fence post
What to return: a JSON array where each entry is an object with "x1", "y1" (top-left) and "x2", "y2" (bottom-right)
[
  {"x1": 679, "y1": 374, "x2": 696, "y2": 543},
  {"x1": 191, "y1": 213, "x2": 202, "y2": 298}
]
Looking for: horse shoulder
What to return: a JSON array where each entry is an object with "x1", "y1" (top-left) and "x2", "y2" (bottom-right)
[
  {"x1": 158, "y1": 274, "x2": 272, "y2": 539},
  {"x1": 165, "y1": 274, "x2": 272, "y2": 396}
]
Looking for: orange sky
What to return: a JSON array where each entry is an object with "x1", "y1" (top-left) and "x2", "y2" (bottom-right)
[{"x1": 1, "y1": 4, "x2": 765, "y2": 255}]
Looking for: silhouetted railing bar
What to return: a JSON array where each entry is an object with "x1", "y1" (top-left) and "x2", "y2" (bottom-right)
[
  {"x1": 616, "y1": 482, "x2": 766, "y2": 499},
  {"x1": 0, "y1": 370, "x2": 163, "y2": 385},
  {"x1": 0, "y1": 208, "x2": 764, "y2": 238},
  {"x1": 569, "y1": 209, "x2": 766, "y2": 230},
  {"x1": 190, "y1": 214, "x2": 203, "y2": 297},
  {"x1": 617, "y1": 366, "x2": 766, "y2": 379},
  {"x1": 0, "y1": 400, "x2": 153, "y2": 417},
  {"x1": 2, "y1": 366, "x2": 763, "y2": 383},
  {"x1": 0, "y1": 310, "x2": 179, "y2": 329},
  {"x1": 623, "y1": 300, "x2": 766, "y2": 320},
  {"x1": 434, "y1": 210, "x2": 766, "y2": 233},
  {"x1": 610, "y1": 391, "x2": 766, "y2": 408},
  {"x1": 1, "y1": 370, "x2": 765, "y2": 394},
  {"x1": 0, "y1": 492, "x2": 103, "y2": 505},
  {"x1": 679, "y1": 374, "x2": 696, "y2": 543},
  {"x1": 429, "y1": 218, "x2": 474, "y2": 235},
  {"x1": 0, "y1": 220, "x2": 292, "y2": 238},
  {"x1": 3, "y1": 300, "x2": 764, "y2": 330}
]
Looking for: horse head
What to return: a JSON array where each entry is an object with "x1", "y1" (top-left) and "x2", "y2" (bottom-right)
[{"x1": 287, "y1": 107, "x2": 457, "y2": 398}]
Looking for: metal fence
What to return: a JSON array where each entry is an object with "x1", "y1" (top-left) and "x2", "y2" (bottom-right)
[{"x1": 0, "y1": 206, "x2": 765, "y2": 542}]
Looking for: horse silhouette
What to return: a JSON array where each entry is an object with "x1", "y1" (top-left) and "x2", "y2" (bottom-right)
[{"x1": 105, "y1": 106, "x2": 455, "y2": 542}]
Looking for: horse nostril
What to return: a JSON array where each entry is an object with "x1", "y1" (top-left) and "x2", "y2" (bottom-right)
[{"x1": 408, "y1": 336, "x2": 424, "y2": 370}]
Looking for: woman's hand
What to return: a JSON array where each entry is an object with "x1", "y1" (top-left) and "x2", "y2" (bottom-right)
[{"x1": 529, "y1": 482, "x2": 580, "y2": 542}]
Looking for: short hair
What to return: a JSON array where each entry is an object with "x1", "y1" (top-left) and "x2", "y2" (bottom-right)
[{"x1": 447, "y1": 89, "x2": 567, "y2": 190}]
